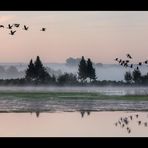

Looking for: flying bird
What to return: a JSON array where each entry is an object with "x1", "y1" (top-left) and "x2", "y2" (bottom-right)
[
  {"x1": 126, "y1": 60, "x2": 129, "y2": 63},
  {"x1": 126, "y1": 54, "x2": 132, "y2": 59},
  {"x1": 0, "y1": 25, "x2": 4, "y2": 28},
  {"x1": 136, "y1": 66, "x2": 139, "y2": 70},
  {"x1": 124, "y1": 63, "x2": 128, "y2": 68},
  {"x1": 138, "y1": 62, "x2": 142, "y2": 66},
  {"x1": 127, "y1": 129, "x2": 131, "y2": 134},
  {"x1": 40, "y1": 28, "x2": 46, "y2": 31},
  {"x1": 119, "y1": 59, "x2": 122, "y2": 63},
  {"x1": 138, "y1": 121, "x2": 141, "y2": 125},
  {"x1": 7, "y1": 24, "x2": 13, "y2": 29},
  {"x1": 130, "y1": 64, "x2": 133, "y2": 68},
  {"x1": 14, "y1": 24, "x2": 20, "y2": 27},
  {"x1": 130, "y1": 115, "x2": 133, "y2": 120},
  {"x1": 9, "y1": 30, "x2": 16, "y2": 35},
  {"x1": 23, "y1": 25, "x2": 29, "y2": 30},
  {"x1": 144, "y1": 122, "x2": 147, "y2": 127},
  {"x1": 122, "y1": 61, "x2": 125, "y2": 64}
]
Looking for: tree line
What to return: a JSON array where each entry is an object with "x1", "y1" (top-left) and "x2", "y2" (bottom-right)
[
  {"x1": 1, "y1": 55, "x2": 148, "y2": 86},
  {"x1": 25, "y1": 56, "x2": 97, "y2": 85},
  {"x1": 124, "y1": 69, "x2": 148, "y2": 85}
]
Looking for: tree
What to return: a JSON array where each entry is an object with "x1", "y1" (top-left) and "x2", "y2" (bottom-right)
[
  {"x1": 34, "y1": 56, "x2": 45, "y2": 80},
  {"x1": 78, "y1": 56, "x2": 87, "y2": 82},
  {"x1": 25, "y1": 56, "x2": 52, "y2": 84},
  {"x1": 25, "y1": 59, "x2": 35, "y2": 81},
  {"x1": 87, "y1": 58, "x2": 96, "y2": 82},
  {"x1": 124, "y1": 71, "x2": 132, "y2": 84},
  {"x1": 57, "y1": 73, "x2": 78, "y2": 85},
  {"x1": 33, "y1": 56, "x2": 51, "y2": 83},
  {"x1": 132, "y1": 68, "x2": 142, "y2": 84},
  {"x1": 66, "y1": 57, "x2": 81, "y2": 66},
  {"x1": 141, "y1": 73, "x2": 148, "y2": 85}
]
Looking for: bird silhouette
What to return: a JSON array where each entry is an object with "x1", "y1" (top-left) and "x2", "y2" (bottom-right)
[
  {"x1": 115, "y1": 58, "x2": 118, "y2": 61},
  {"x1": 7, "y1": 24, "x2": 13, "y2": 29},
  {"x1": 119, "y1": 59, "x2": 122, "y2": 63},
  {"x1": 130, "y1": 115, "x2": 133, "y2": 120},
  {"x1": 123, "y1": 118, "x2": 129, "y2": 125},
  {"x1": 130, "y1": 64, "x2": 133, "y2": 68},
  {"x1": 9, "y1": 30, "x2": 16, "y2": 35},
  {"x1": 136, "y1": 114, "x2": 139, "y2": 118},
  {"x1": 41, "y1": 28, "x2": 46, "y2": 31},
  {"x1": 144, "y1": 60, "x2": 148, "y2": 64},
  {"x1": 138, "y1": 121, "x2": 141, "y2": 125},
  {"x1": 124, "y1": 63, "x2": 128, "y2": 68},
  {"x1": 127, "y1": 129, "x2": 131, "y2": 133},
  {"x1": 122, "y1": 61, "x2": 125, "y2": 64},
  {"x1": 0, "y1": 25, "x2": 4, "y2": 28},
  {"x1": 138, "y1": 62, "x2": 142, "y2": 66},
  {"x1": 14, "y1": 24, "x2": 20, "y2": 27},
  {"x1": 126, "y1": 54, "x2": 132, "y2": 59},
  {"x1": 136, "y1": 66, "x2": 139, "y2": 70},
  {"x1": 23, "y1": 25, "x2": 29, "y2": 30},
  {"x1": 144, "y1": 122, "x2": 147, "y2": 127},
  {"x1": 118, "y1": 121, "x2": 121, "y2": 125},
  {"x1": 122, "y1": 124, "x2": 125, "y2": 128}
]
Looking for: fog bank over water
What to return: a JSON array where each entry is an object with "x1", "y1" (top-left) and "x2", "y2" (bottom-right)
[{"x1": 0, "y1": 63, "x2": 148, "y2": 81}]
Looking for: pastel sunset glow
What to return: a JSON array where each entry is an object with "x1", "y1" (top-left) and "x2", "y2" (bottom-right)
[{"x1": 0, "y1": 11, "x2": 148, "y2": 63}]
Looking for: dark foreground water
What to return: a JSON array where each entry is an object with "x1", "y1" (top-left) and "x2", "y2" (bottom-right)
[
  {"x1": 0, "y1": 111, "x2": 148, "y2": 137},
  {"x1": 0, "y1": 99, "x2": 148, "y2": 112}
]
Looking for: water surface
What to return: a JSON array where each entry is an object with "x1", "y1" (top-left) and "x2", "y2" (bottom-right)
[{"x1": 0, "y1": 111, "x2": 148, "y2": 137}]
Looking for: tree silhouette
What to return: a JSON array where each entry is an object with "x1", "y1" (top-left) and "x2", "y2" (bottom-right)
[
  {"x1": 25, "y1": 59, "x2": 35, "y2": 81},
  {"x1": 140, "y1": 73, "x2": 148, "y2": 85},
  {"x1": 34, "y1": 56, "x2": 52, "y2": 83},
  {"x1": 78, "y1": 56, "x2": 87, "y2": 83},
  {"x1": 57, "y1": 73, "x2": 77, "y2": 85},
  {"x1": 132, "y1": 68, "x2": 142, "y2": 84},
  {"x1": 124, "y1": 71, "x2": 132, "y2": 84},
  {"x1": 87, "y1": 58, "x2": 96, "y2": 82},
  {"x1": 25, "y1": 56, "x2": 52, "y2": 84}
]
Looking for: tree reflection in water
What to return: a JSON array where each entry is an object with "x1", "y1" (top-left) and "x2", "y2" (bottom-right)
[
  {"x1": 36, "y1": 111, "x2": 40, "y2": 118},
  {"x1": 80, "y1": 110, "x2": 91, "y2": 118}
]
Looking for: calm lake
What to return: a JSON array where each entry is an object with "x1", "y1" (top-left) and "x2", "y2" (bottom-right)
[
  {"x1": 0, "y1": 86, "x2": 148, "y2": 137},
  {"x1": 0, "y1": 111, "x2": 148, "y2": 137}
]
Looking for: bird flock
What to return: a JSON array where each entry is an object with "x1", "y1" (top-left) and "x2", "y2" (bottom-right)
[
  {"x1": 0, "y1": 23, "x2": 46, "y2": 35},
  {"x1": 114, "y1": 53, "x2": 148, "y2": 70},
  {"x1": 114, "y1": 113, "x2": 148, "y2": 134}
]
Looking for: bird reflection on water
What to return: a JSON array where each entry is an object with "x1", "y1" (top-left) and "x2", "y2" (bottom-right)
[{"x1": 114, "y1": 113, "x2": 148, "y2": 134}]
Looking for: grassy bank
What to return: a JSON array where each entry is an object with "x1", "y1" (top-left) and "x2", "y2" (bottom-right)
[{"x1": 0, "y1": 91, "x2": 148, "y2": 101}]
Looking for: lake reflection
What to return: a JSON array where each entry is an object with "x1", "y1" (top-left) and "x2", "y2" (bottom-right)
[{"x1": 0, "y1": 111, "x2": 148, "y2": 137}]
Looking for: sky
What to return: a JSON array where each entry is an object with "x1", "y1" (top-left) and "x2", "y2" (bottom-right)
[{"x1": 0, "y1": 11, "x2": 148, "y2": 64}]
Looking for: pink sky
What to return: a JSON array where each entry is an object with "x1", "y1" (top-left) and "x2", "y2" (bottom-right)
[{"x1": 0, "y1": 11, "x2": 148, "y2": 64}]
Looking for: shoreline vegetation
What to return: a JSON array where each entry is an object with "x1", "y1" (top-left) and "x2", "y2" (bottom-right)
[
  {"x1": 0, "y1": 56, "x2": 148, "y2": 86},
  {"x1": 0, "y1": 91, "x2": 148, "y2": 101}
]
